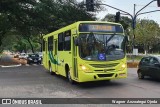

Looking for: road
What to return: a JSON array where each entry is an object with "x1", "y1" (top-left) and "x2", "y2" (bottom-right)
[{"x1": 0, "y1": 64, "x2": 160, "y2": 107}]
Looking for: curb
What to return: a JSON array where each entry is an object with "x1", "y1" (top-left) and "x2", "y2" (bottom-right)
[{"x1": 1, "y1": 64, "x2": 22, "y2": 68}]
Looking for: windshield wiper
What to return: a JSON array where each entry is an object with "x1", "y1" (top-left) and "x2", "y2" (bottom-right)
[
  {"x1": 105, "y1": 34, "x2": 115, "y2": 45},
  {"x1": 104, "y1": 34, "x2": 115, "y2": 53}
]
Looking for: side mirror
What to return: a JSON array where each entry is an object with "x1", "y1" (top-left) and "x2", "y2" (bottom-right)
[{"x1": 74, "y1": 37, "x2": 80, "y2": 46}]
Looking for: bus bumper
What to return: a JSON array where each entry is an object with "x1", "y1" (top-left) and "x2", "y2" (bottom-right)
[{"x1": 77, "y1": 70, "x2": 127, "y2": 82}]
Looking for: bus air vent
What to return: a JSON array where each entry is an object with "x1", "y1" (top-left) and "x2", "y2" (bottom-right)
[
  {"x1": 90, "y1": 63, "x2": 119, "y2": 68},
  {"x1": 94, "y1": 70, "x2": 103, "y2": 72},
  {"x1": 97, "y1": 74, "x2": 114, "y2": 78}
]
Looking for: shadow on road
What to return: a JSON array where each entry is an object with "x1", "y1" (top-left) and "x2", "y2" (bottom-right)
[
  {"x1": 46, "y1": 71, "x2": 126, "y2": 89},
  {"x1": 76, "y1": 81, "x2": 126, "y2": 89},
  {"x1": 140, "y1": 77, "x2": 160, "y2": 83}
]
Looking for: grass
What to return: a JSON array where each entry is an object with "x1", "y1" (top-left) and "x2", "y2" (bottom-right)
[{"x1": 0, "y1": 53, "x2": 2, "y2": 58}]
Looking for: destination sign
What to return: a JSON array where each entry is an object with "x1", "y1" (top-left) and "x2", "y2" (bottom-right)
[{"x1": 79, "y1": 23, "x2": 123, "y2": 33}]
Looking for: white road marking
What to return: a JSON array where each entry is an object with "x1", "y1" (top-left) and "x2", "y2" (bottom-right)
[{"x1": 1, "y1": 64, "x2": 22, "y2": 68}]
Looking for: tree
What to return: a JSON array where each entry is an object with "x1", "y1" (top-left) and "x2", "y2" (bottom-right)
[
  {"x1": 0, "y1": 14, "x2": 12, "y2": 48},
  {"x1": 0, "y1": 0, "x2": 99, "y2": 53},
  {"x1": 134, "y1": 19, "x2": 160, "y2": 54},
  {"x1": 102, "y1": 14, "x2": 132, "y2": 34}
]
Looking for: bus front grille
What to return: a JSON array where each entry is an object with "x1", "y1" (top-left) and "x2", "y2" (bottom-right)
[
  {"x1": 94, "y1": 69, "x2": 115, "y2": 72},
  {"x1": 97, "y1": 74, "x2": 114, "y2": 77},
  {"x1": 90, "y1": 63, "x2": 119, "y2": 68}
]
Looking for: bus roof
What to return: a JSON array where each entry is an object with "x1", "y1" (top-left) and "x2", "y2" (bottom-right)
[{"x1": 43, "y1": 21, "x2": 123, "y2": 38}]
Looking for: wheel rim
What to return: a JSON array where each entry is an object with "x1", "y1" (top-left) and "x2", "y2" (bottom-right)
[
  {"x1": 68, "y1": 71, "x2": 72, "y2": 82},
  {"x1": 138, "y1": 72, "x2": 142, "y2": 78},
  {"x1": 49, "y1": 66, "x2": 52, "y2": 73}
]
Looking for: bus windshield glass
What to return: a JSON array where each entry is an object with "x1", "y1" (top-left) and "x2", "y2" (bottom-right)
[{"x1": 79, "y1": 33, "x2": 125, "y2": 61}]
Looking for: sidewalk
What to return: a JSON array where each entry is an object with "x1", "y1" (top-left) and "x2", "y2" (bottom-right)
[{"x1": 0, "y1": 54, "x2": 21, "y2": 67}]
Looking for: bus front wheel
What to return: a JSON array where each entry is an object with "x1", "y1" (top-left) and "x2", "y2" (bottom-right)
[{"x1": 67, "y1": 71, "x2": 74, "y2": 84}]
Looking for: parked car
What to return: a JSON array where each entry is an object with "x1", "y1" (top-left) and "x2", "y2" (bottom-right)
[
  {"x1": 137, "y1": 55, "x2": 160, "y2": 79},
  {"x1": 37, "y1": 52, "x2": 42, "y2": 58},
  {"x1": 27, "y1": 53, "x2": 42, "y2": 64},
  {"x1": 19, "y1": 53, "x2": 27, "y2": 59}
]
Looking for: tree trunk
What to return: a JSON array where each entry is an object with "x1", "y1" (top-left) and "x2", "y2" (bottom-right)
[
  {"x1": 0, "y1": 31, "x2": 6, "y2": 47},
  {"x1": 144, "y1": 44, "x2": 148, "y2": 55},
  {"x1": 27, "y1": 37, "x2": 34, "y2": 53},
  {"x1": 0, "y1": 36, "x2": 2, "y2": 47}
]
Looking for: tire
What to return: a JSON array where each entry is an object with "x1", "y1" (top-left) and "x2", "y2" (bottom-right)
[
  {"x1": 27, "y1": 61, "x2": 30, "y2": 65},
  {"x1": 138, "y1": 70, "x2": 144, "y2": 79},
  {"x1": 49, "y1": 64, "x2": 54, "y2": 75},
  {"x1": 67, "y1": 71, "x2": 75, "y2": 84},
  {"x1": 105, "y1": 80, "x2": 111, "y2": 82}
]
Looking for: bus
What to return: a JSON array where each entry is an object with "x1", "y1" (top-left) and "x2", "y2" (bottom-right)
[{"x1": 42, "y1": 21, "x2": 128, "y2": 83}]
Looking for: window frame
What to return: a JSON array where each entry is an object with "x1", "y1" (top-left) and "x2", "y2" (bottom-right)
[{"x1": 42, "y1": 39, "x2": 45, "y2": 51}]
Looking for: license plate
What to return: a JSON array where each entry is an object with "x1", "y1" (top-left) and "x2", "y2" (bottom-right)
[
  {"x1": 34, "y1": 60, "x2": 37, "y2": 62},
  {"x1": 119, "y1": 73, "x2": 126, "y2": 76}
]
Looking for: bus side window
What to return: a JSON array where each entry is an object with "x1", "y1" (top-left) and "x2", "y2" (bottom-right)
[
  {"x1": 58, "y1": 33, "x2": 64, "y2": 51},
  {"x1": 48, "y1": 36, "x2": 54, "y2": 51},
  {"x1": 64, "y1": 30, "x2": 71, "y2": 51}
]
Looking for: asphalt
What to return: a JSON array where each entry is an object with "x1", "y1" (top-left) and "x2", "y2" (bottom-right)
[
  {"x1": 0, "y1": 55, "x2": 159, "y2": 107},
  {"x1": 0, "y1": 66, "x2": 159, "y2": 107}
]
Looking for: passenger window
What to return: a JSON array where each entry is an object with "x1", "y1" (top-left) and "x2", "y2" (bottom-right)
[
  {"x1": 58, "y1": 33, "x2": 64, "y2": 51},
  {"x1": 64, "y1": 30, "x2": 71, "y2": 51},
  {"x1": 48, "y1": 36, "x2": 53, "y2": 51},
  {"x1": 42, "y1": 39, "x2": 45, "y2": 51}
]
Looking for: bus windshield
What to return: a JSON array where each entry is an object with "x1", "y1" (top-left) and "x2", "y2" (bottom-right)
[{"x1": 79, "y1": 33, "x2": 125, "y2": 61}]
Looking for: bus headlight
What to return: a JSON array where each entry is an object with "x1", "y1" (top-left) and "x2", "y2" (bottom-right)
[
  {"x1": 80, "y1": 65, "x2": 92, "y2": 73},
  {"x1": 81, "y1": 65, "x2": 87, "y2": 70},
  {"x1": 120, "y1": 64, "x2": 126, "y2": 71}
]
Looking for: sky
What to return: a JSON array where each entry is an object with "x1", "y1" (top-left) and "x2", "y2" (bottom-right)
[{"x1": 78, "y1": 0, "x2": 160, "y2": 24}]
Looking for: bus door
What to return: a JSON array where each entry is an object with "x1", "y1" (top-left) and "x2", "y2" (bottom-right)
[
  {"x1": 54, "y1": 39, "x2": 58, "y2": 73},
  {"x1": 73, "y1": 36, "x2": 78, "y2": 80},
  {"x1": 58, "y1": 31, "x2": 72, "y2": 77}
]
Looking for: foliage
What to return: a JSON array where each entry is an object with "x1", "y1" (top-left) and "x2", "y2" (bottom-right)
[
  {"x1": 102, "y1": 14, "x2": 132, "y2": 35},
  {"x1": 0, "y1": 0, "x2": 100, "y2": 52},
  {"x1": 134, "y1": 19, "x2": 160, "y2": 53}
]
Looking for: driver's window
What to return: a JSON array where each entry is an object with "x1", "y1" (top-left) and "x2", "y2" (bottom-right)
[
  {"x1": 150, "y1": 57, "x2": 159, "y2": 64},
  {"x1": 141, "y1": 57, "x2": 150, "y2": 65}
]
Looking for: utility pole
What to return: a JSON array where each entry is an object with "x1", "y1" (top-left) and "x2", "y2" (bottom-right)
[
  {"x1": 132, "y1": 4, "x2": 136, "y2": 62},
  {"x1": 86, "y1": 0, "x2": 160, "y2": 61}
]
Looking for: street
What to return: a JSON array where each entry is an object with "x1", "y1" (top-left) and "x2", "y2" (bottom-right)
[
  {"x1": 0, "y1": 58, "x2": 160, "y2": 107},
  {"x1": 0, "y1": 65, "x2": 160, "y2": 98},
  {"x1": 0, "y1": 54, "x2": 160, "y2": 107}
]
